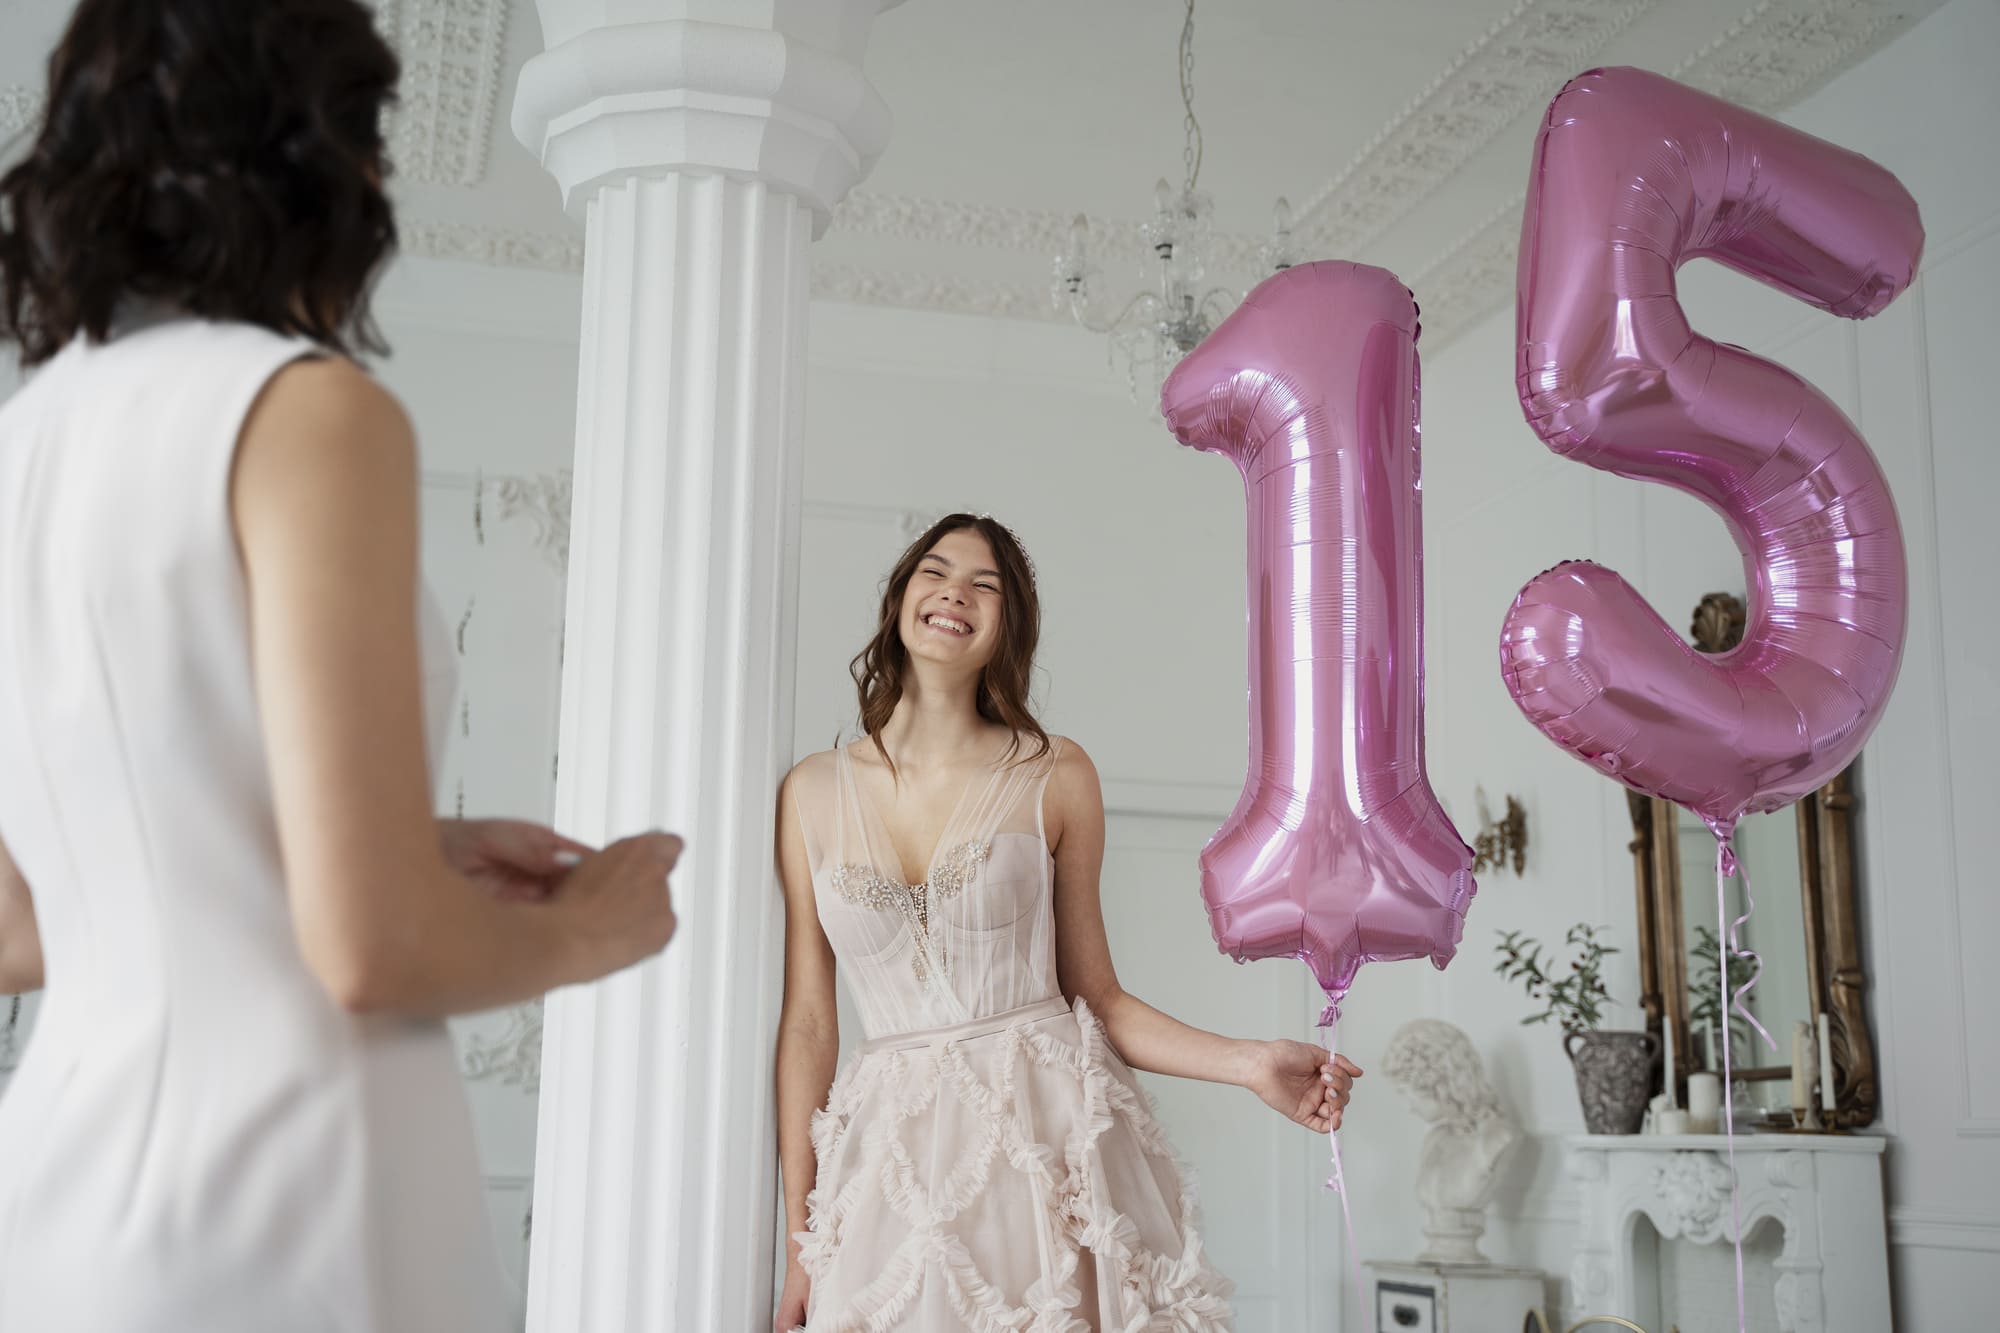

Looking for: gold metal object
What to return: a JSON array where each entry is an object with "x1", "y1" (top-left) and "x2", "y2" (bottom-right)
[
  {"x1": 1628, "y1": 593, "x2": 1878, "y2": 1129},
  {"x1": 1471, "y1": 790, "x2": 1529, "y2": 876}
]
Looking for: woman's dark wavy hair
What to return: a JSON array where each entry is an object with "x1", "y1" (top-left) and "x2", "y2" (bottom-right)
[
  {"x1": 0, "y1": 0, "x2": 400, "y2": 366},
  {"x1": 850, "y1": 513, "x2": 1051, "y2": 773}
]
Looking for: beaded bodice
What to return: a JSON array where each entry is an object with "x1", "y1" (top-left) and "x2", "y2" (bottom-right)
[{"x1": 791, "y1": 737, "x2": 1066, "y2": 1039}]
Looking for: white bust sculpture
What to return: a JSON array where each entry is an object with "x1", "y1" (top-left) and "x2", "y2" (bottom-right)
[{"x1": 1382, "y1": 1017, "x2": 1521, "y2": 1265}]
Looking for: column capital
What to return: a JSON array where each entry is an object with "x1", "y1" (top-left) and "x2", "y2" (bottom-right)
[{"x1": 513, "y1": 1, "x2": 897, "y2": 235}]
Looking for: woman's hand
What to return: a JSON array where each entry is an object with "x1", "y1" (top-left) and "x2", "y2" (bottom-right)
[
  {"x1": 1246, "y1": 1040, "x2": 1362, "y2": 1133},
  {"x1": 439, "y1": 818, "x2": 590, "y2": 902},
  {"x1": 774, "y1": 1255, "x2": 810, "y2": 1332}
]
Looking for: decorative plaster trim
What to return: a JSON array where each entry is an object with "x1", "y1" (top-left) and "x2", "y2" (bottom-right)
[
  {"x1": 372, "y1": 0, "x2": 509, "y2": 187},
  {"x1": 400, "y1": 218, "x2": 585, "y2": 273},
  {"x1": 458, "y1": 1001, "x2": 544, "y2": 1091},
  {"x1": 0, "y1": 86, "x2": 43, "y2": 142},
  {"x1": 1671, "y1": 0, "x2": 1936, "y2": 111},
  {"x1": 802, "y1": 499, "x2": 933, "y2": 543},
  {"x1": 829, "y1": 192, "x2": 1269, "y2": 278},
  {"x1": 1399, "y1": 0, "x2": 1941, "y2": 349},
  {"x1": 1889, "y1": 1209, "x2": 2000, "y2": 1254},
  {"x1": 811, "y1": 263, "x2": 1062, "y2": 322},
  {"x1": 421, "y1": 468, "x2": 571, "y2": 576},
  {"x1": 1292, "y1": 0, "x2": 1657, "y2": 253},
  {"x1": 1408, "y1": 193, "x2": 1524, "y2": 349},
  {"x1": 829, "y1": 0, "x2": 1936, "y2": 342},
  {"x1": 1099, "y1": 778, "x2": 1240, "y2": 822},
  {"x1": 11, "y1": 0, "x2": 1935, "y2": 344},
  {"x1": 834, "y1": 192, "x2": 1146, "y2": 258},
  {"x1": 491, "y1": 472, "x2": 572, "y2": 578}
]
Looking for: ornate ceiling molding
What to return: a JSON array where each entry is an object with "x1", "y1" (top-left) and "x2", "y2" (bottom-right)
[
  {"x1": 1402, "y1": 0, "x2": 1942, "y2": 348},
  {"x1": 6, "y1": 0, "x2": 1943, "y2": 348},
  {"x1": 400, "y1": 217, "x2": 585, "y2": 272},
  {"x1": 1672, "y1": 0, "x2": 1928, "y2": 111},
  {"x1": 1409, "y1": 192, "x2": 1524, "y2": 349},
  {"x1": 1291, "y1": 0, "x2": 1657, "y2": 253},
  {"x1": 372, "y1": 0, "x2": 509, "y2": 187},
  {"x1": 6, "y1": 0, "x2": 513, "y2": 189},
  {"x1": 811, "y1": 263, "x2": 1059, "y2": 324}
]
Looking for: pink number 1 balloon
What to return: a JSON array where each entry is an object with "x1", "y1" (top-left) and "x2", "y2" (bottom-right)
[
  {"x1": 1162, "y1": 261, "x2": 1476, "y2": 1022},
  {"x1": 1503, "y1": 66, "x2": 1924, "y2": 832}
]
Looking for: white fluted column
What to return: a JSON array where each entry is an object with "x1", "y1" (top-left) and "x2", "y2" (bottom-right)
[{"x1": 513, "y1": 7, "x2": 894, "y2": 1329}]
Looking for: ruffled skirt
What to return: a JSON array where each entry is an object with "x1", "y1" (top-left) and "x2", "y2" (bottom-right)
[{"x1": 798, "y1": 997, "x2": 1235, "y2": 1332}]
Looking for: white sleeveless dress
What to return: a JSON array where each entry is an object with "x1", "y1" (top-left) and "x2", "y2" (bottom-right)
[
  {"x1": 791, "y1": 738, "x2": 1234, "y2": 1332},
  {"x1": 0, "y1": 316, "x2": 505, "y2": 1331}
]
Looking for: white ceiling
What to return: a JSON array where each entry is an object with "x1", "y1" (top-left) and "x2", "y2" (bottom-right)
[{"x1": 0, "y1": 0, "x2": 1945, "y2": 346}]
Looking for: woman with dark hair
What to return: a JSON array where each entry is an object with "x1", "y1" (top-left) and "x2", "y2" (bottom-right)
[
  {"x1": 772, "y1": 515, "x2": 1364, "y2": 1331},
  {"x1": 0, "y1": 2, "x2": 680, "y2": 1327}
]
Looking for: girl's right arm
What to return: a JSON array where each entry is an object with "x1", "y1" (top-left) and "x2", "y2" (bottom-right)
[
  {"x1": 773, "y1": 770, "x2": 838, "y2": 1331},
  {"x1": 233, "y1": 357, "x2": 680, "y2": 1017}
]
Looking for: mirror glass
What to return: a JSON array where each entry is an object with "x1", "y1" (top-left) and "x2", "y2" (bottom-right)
[{"x1": 1673, "y1": 803, "x2": 1811, "y2": 1111}]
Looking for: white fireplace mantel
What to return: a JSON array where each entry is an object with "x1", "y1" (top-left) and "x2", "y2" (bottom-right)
[{"x1": 1565, "y1": 1133, "x2": 1890, "y2": 1333}]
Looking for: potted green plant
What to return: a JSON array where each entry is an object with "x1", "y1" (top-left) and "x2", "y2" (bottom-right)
[
  {"x1": 1495, "y1": 924, "x2": 1658, "y2": 1134},
  {"x1": 1686, "y1": 924, "x2": 1755, "y2": 1072}
]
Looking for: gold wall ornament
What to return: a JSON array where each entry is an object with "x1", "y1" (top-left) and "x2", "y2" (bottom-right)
[{"x1": 1470, "y1": 789, "x2": 1529, "y2": 875}]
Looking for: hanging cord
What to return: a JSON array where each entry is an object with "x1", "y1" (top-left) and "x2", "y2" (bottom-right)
[{"x1": 1179, "y1": 0, "x2": 1203, "y2": 195}]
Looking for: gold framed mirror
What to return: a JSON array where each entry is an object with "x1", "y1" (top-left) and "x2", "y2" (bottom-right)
[{"x1": 1629, "y1": 594, "x2": 1878, "y2": 1129}]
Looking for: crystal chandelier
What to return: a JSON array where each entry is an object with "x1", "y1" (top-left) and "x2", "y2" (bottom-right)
[{"x1": 1052, "y1": 0, "x2": 1296, "y2": 404}]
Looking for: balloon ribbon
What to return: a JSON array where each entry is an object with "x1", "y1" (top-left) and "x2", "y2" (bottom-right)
[
  {"x1": 1317, "y1": 1010, "x2": 1368, "y2": 1324},
  {"x1": 1712, "y1": 832, "x2": 1777, "y2": 1333}
]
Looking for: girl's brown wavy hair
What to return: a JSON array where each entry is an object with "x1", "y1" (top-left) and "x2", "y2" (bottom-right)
[
  {"x1": 850, "y1": 514, "x2": 1050, "y2": 772},
  {"x1": 0, "y1": 0, "x2": 400, "y2": 366}
]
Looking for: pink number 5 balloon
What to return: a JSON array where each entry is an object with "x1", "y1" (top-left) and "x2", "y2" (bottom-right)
[
  {"x1": 1503, "y1": 67, "x2": 1924, "y2": 832},
  {"x1": 1162, "y1": 261, "x2": 1476, "y2": 1022}
]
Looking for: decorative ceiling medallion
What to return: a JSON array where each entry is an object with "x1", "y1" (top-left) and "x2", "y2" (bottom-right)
[{"x1": 372, "y1": 0, "x2": 508, "y2": 188}]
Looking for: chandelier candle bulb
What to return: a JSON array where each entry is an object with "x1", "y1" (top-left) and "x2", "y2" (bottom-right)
[{"x1": 1819, "y1": 1013, "x2": 1836, "y2": 1114}]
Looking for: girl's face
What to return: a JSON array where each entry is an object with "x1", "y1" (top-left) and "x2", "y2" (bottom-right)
[{"x1": 898, "y1": 528, "x2": 1005, "y2": 675}]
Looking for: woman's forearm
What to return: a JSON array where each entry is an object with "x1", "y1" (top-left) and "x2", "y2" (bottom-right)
[
  {"x1": 0, "y1": 931, "x2": 42, "y2": 994},
  {"x1": 1089, "y1": 986, "x2": 1258, "y2": 1087},
  {"x1": 775, "y1": 1019, "x2": 839, "y2": 1241},
  {"x1": 0, "y1": 840, "x2": 42, "y2": 994}
]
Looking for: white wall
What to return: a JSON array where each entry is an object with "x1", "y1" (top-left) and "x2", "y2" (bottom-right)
[{"x1": 1408, "y1": 1, "x2": 2000, "y2": 1325}]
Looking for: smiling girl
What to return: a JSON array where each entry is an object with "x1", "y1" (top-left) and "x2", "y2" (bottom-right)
[{"x1": 771, "y1": 513, "x2": 1361, "y2": 1332}]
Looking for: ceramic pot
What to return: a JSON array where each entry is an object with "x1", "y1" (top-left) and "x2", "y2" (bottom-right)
[{"x1": 1565, "y1": 1029, "x2": 1660, "y2": 1134}]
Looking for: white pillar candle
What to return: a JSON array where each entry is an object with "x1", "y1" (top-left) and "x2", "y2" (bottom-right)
[
  {"x1": 1791, "y1": 1021, "x2": 1811, "y2": 1111},
  {"x1": 1819, "y1": 1012, "x2": 1838, "y2": 1113},
  {"x1": 1688, "y1": 1071, "x2": 1722, "y2": 1132},
  {"x1": 1663, "y1": 1011, "x2": 1677, "y2": 1108}
]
